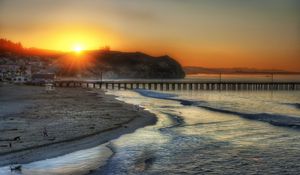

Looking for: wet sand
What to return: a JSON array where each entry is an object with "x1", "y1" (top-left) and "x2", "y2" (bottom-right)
[{"x1": 0, "y1": 83, "x2": 157, "y2": 167}]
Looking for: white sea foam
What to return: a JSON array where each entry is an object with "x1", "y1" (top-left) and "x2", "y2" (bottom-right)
[{"x1": 0, "y1": 144, "x2": 112, "y2": 175}]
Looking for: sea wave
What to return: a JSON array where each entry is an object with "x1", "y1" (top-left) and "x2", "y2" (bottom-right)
[
  {"x1": 159, "y1": 113, "x2": 185, "y2": 132},
  {"x1": 134, "y1": 89, "x2": 200, "y2": 106},
  {"x1": 135, "y1": 89, "x2": 300, "y2": 130},
  {"x1": 285, "y1": 103, "x2": 300, "y2": 110},
  {"x1": 135, "y1": 89, "x2": 178, "y2": 99}
]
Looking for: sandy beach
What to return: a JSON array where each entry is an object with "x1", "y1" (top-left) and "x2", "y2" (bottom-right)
[{"x1": 0, "y1": 83, "x2": 157, "y2": 167}]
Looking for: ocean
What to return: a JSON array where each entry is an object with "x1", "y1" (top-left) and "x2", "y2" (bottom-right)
[
  {"x1": 1, "y1": 75, "x2": 300, "y2": 175},
  {"x1": 96, "y1": 89, "x2": 300, "y2": 174}
]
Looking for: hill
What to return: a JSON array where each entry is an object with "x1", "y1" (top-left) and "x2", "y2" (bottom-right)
[
  {"x1": 184, "y1": 66, "x2": 299, "y2": 75},
  {"x1": 0, "y1": 38, "x2": 63, "y2": 57},
  {"x1": 59, "y1": 50, "x2": 185, "y2": 79},
  {"x1": 0, "y1": 39, "x2": 185, "y2": 79}
]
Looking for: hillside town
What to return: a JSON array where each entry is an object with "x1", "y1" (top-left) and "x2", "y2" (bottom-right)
[
  {"x1": 0, "y1": 39, "x2": 57, "y2": 83},
  {"x1": 0, "y1": 54, "x2": 56, "y2": 83}
]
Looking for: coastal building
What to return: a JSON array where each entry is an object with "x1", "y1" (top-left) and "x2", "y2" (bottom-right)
[
  {"x1": 0, "y1": 64, "x2": 20, "y2": 72},
  {"x1": 13, "y1": 76, "x2": 29, "y2": 83},
  {"x1": 31, "y1": 73, "x2": 55, "y2": 83},
  {"x1": 0, "y1": 64, "x2": 21, "y2": 81}
]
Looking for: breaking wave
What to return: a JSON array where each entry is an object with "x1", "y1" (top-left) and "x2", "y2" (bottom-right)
[{"x1": 135, "y1": 89, "x2": 300, "y2": 129}]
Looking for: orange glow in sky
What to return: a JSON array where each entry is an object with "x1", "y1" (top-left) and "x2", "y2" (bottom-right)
[
  {"x1": 0, "y1": 0, "x2": 299, "y2": 71},
  {"x1": 33, "y1": 26, "x2": 117, "y2": 52}
]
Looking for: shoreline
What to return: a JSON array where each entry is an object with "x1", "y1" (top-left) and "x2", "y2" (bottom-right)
[{"x1": 0, "y1": 83, "x2": 157, "y2": 167}]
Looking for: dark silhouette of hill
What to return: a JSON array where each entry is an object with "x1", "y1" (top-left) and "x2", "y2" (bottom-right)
[
  {"x1": 0, "y1": 38, "x2": 63, "y2": 57},
  {"x1": 0, "y1": 38, "x2": 185, "y2": 79},
  {"x1": 86, "y1": 50, "x2": 185, "y2": 79},
  {"x1": 1, "y1": 38, "x2": 298, "y2": 78},
  {"x1": 0, "y1": 38, "x2": 23, "y2": 54},
  {"x1": 184, "y1": 66, "x2": 299, "y2": 75}
]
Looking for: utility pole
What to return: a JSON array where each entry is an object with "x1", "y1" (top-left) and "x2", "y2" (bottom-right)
[{"x1": 100, "y1": 71, "x2": 103, "y2": 82}]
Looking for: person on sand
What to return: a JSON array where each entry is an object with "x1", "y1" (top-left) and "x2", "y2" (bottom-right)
[
  {"x1": 133, "y1": 105, "x2": 140, "y2": 111},
  {"x1": 43, "y1": 127, "x2": 48, "y2": 137}
]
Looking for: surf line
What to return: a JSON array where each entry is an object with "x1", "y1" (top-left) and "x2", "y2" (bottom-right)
[{"x1": 134, "y1": 89, "x2": 300, "y2": 130}]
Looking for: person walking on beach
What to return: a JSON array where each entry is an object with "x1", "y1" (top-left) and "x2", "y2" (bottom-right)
[
  {"x1": 43, "y1": 127, "x2": 48, "y2": 137},
  {"x1": 133, "y1": 105, "x2": 140, "y2": 111}
]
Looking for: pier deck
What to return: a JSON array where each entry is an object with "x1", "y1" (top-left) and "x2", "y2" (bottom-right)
[{"x1": 53, "y1": 80, "x2": 300, "y2": 91}]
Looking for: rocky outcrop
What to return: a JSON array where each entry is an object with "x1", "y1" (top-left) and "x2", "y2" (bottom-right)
[{"x1": 88, "y1": 51, "x2": 185, "y2": 79}]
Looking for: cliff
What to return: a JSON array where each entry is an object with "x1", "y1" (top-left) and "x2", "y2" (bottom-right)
[{"x1": 87, "y1": 51, "x2": 185, "y2": 79}]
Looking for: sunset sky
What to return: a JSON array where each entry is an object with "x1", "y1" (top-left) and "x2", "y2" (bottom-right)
[{"x1": 1, "y1": 0, "x2": 300, "y2": 71}]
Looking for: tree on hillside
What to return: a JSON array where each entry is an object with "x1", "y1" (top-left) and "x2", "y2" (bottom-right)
[{"x1": 0, "y1": 38, "x2": 23, "y2": 53}]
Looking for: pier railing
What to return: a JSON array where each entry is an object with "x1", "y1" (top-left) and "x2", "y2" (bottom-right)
[{"x1": 53, "y1": 80, "x2": 300, "y2": 91}]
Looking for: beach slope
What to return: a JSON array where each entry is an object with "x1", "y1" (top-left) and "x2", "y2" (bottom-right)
[{"x1": 0, "y1": 83, "x2": 156, "y2": 166}]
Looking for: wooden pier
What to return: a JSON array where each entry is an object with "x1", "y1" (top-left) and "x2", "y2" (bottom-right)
[{"x1": 53, "y1": 80, "x2": 300, "y2": 91}]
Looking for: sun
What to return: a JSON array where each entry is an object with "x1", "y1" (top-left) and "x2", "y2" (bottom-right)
[{"x1": 73, "y1": 44, "x2": 83, "y2": 53}]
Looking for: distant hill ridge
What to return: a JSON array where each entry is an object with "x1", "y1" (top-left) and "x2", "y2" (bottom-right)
[
  {"x1": 184, "y1": 66, "x2": 299, "y2": 75},
  {"x1": 0, "y1": 38, "x2": 185, "y2": 79},
  {"x1": 0, "y1": 38, "x2": 63, "y2": 56}
]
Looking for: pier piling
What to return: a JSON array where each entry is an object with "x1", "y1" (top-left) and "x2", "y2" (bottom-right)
[{"x1": 53, "y1": 80, "x2": 300, "y2": 91}]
